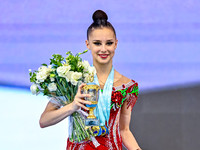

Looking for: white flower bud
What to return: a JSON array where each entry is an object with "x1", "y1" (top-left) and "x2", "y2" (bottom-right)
[
  {"x1": 48, "y1": 83, "x2": 57, "y2": 92},
  {"x1": 30, "y1": 84, "x2": 40, "y2": 95},
  {"x1": 50, "y1": 77, "x2": 55, "y2": 82}
]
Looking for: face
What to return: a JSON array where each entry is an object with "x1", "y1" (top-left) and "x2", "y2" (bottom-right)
[{"x1": 86, "y1": 27, "x2": 118, "y2": 65}]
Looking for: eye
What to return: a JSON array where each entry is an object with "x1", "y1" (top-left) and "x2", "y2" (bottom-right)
[
  {"x1": 93, "y1": 42, "x2": 101, "y2": 46},
  {"x1": 106, "y1": 42, "x2": 113, "y2": 45}
]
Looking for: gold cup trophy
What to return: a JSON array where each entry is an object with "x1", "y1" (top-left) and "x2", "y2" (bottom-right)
[
  {"x1": 82, "y1": 86, "x2": 100, "y2": 126},
  {"x1": 82, "y1": 74, "x2": 100, "y2": 127}
]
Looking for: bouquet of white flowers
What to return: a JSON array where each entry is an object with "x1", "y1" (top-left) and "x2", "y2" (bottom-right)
[{"x1": 29, "y1": 50, "x2": 97, "y2": 142}]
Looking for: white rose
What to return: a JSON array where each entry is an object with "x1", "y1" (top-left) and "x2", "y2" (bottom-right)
[
  {"x1": 70, "y1": 72, "x2": 82, "y2": 86},
  {"x1": 56, "y1": 66, "x2": 65, "y2": 76},
  {"x1": 36, "y1": 66, "x2": 52, "y2": 83},
  {"x1": 48, "y1": 83, "x2": 57, "y2": 92},
  {"x1": 83, "y1": 73, "x2": 89, "y2": 78},
  {"x1": 71, "y1": 78, "x2": 78, "y2": 85},
  {"x1": 30, "y1": 84, "x2": 40, "y2": 95},
  {"x1": 72, "y1": 72, "x2": 82, "y2": 80},
  {"x1": 36, "y1": 71, "x2": 48, "y2": 82},
  {"x1": 57, "y1": 66, "x2": 71, "y2": 77},
  {"x1": 41, "y1": 66, "x2": 52, "y2": 73},
  {"x1": 83, "y1": 73, "x2": 90, "y2": 83},
  {"x1": 82, "y1": 60, "x2": 90, "y2": 72},
  {"x1": 38, "y1": 66, "x2": 48, "y2": 72},
  {"x1": 65, "y1": 71, "x2": 73, "y2": 82},
  {"x1": 88, "y1": 66, "x2": 96, "y2": 76}
]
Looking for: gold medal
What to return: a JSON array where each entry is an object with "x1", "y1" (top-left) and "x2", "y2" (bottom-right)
[{"x1": 101, "y1": 126, "x2": 107, "y2": 136}]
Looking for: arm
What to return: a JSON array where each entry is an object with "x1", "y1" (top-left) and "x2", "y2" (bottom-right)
[
  {"x1": 39, "y1": 83, "x2": 91, "y2": 128},
  {"x1": 39, "y1": 102, "x2": 73, "y2": 128},
  {"x1": 120, "y1": 99, "x2": 141, "y2": 150}
]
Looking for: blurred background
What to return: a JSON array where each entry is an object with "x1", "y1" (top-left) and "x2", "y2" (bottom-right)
[{"x1": 0, "y1": 0, "x2": 200, "y2": 150}]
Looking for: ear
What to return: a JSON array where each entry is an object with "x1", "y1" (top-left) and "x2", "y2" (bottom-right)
[
  {"x1": 85, "y1": 40, "x2": 90, "y2": 50},
  {"x1": 114, "y1": 39, "x2": 118, "y2": 50}
]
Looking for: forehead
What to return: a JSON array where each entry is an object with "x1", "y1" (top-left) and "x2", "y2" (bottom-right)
[{"x1": 89, "y1": 27, "x2": 115, "y2": 40}]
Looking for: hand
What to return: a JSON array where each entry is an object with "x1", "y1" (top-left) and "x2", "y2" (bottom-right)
[{"x1": 71, "y1": 83, "x2": 91, "y2": 111}]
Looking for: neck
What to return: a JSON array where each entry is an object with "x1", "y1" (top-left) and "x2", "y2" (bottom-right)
[{"x1": 93, "y1": 61, "x2": 113, "y2": 77}]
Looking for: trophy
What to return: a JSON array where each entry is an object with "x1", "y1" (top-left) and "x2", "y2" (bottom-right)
[
  {"x1": 82, "y1": 74, "x2": 100, "y2": 127},
  {"x1": 82, "y1": 82, "x2": 100, "y2": 127}
]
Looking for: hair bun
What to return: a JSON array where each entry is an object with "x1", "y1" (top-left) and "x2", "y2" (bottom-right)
[{"x1": 92, "y1": 10, "x2": 108, "y2": 22}]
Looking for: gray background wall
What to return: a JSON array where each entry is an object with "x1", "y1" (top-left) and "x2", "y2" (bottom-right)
[{"x1": 128, "y1": 84, "x2": 200, "y2": 150}]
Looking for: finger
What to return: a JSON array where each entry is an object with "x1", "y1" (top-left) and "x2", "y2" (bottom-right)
[
  {"x1": 79, "y1": 103, "x2": 89, "y2": 110},
  {"x1": 74, "y1": 100, "x2": 90, "y2": 110},
  {"x1": 77, "y1": 99, "x2": 92, "y2": 105},
  {"x1": 77, "y1": 83, "x2": 87, "y2": 94},
  {"x1": 78, "y1": 94, "x2": 91, "y2": 99},
  {"x1": 75, "y1": 94, "x2": 91, "y2": 99}
]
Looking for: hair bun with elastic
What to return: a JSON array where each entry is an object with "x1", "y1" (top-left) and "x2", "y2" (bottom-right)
[
  {"x1": 87, "y1": 10, "x2": 116, "y2": 39},
  {"x1": 92, "y1": 10, "x2": 108, "y2": 22}
]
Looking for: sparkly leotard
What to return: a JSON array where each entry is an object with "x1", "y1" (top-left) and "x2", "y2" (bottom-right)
[{"x1": 66, "y1": 80, "x2": 138, "y2": 150}]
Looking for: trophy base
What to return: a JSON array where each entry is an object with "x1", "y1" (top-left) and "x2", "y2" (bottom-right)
[{"x1": 85, "y1": 119, "x2": 99, "y2": 126}]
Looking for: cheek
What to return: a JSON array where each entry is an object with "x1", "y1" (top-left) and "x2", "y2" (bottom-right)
[
  {"x1": 111, "y1": 50, "x2": 115, "y2": 57},
  {"x1": 90, "y1": 46, "x2": 100, "y2": 53},
  {"x1": 90, "y1": 48, "x2": 99, "y2": 58},
  {"x1": 109, "y1": 46, "x2": 116, "y2": 54}
]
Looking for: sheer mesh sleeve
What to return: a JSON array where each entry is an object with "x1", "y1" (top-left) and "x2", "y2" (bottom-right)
[
  {"x1": 125, "y1": 81, "x2": 139, "y2": 110},
  {"x1": 48, "y1": 97, "x2": 62, "y2": 108}
]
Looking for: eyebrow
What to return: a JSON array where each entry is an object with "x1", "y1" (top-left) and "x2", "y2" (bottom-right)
[{"x1": 92, "y1": 39, "x2": 114, "y2": 42}]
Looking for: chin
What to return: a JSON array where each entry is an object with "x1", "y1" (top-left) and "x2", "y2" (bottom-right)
[
  {"x1": 93, "y1": 56, "x2": 113, "y2": 65},
  {"x1": 98, "y1": 59, "x2": 112, "y2": 65}
]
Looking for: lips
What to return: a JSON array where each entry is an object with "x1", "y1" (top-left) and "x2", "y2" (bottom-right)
[{"x1": 99, "y1": 54, "x2": 109, "y2": 59}]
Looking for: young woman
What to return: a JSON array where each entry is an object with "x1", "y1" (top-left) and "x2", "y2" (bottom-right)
[{"x1": 40, "y1": 10, "x2": 141, "y2": 150}]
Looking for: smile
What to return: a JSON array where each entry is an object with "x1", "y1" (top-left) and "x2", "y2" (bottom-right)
[{"x1": 99, "y1": 54, "x2": 109, "y2": 59}]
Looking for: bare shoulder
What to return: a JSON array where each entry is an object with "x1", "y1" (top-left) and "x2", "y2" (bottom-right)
[{"x1": 114, "y1": 70, "x2": 131, "y2": 86}]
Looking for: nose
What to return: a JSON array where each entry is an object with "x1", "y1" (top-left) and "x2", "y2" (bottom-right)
[{"x1": 101, "y1": 44, "x2": 106, "y2": 53}]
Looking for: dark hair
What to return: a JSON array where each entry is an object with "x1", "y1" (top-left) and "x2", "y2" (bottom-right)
[{"x1": 87, "y1": 10, "x2": 116, "y2": 40}]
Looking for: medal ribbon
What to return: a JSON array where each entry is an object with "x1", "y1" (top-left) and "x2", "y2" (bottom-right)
[{"x1": 93, "y1": 66, "x2": 114, "y2": 126}]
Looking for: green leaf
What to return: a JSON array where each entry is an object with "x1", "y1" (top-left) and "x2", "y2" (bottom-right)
[
  {"x1": 36, "y1": 88, "x2": 40, "y2": 93},
  {"x1": 40, "y1": 82, "x2": 46, "y2": 89},
  {"x1": 52, "y1": 66, "x2": 57, "y2": 69},
  {"x1": 43, "y1": 88, "x2": 49, "y2": 96},
  {"x1": 57, "y1": 62, "x2": 62, "y2": 66},
  {"x1": 41, "y1": 63, "x2": 48, "y2": 66},
  {"x1": 30, "y1": 72, "x2": 37, "y2": 83}
]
